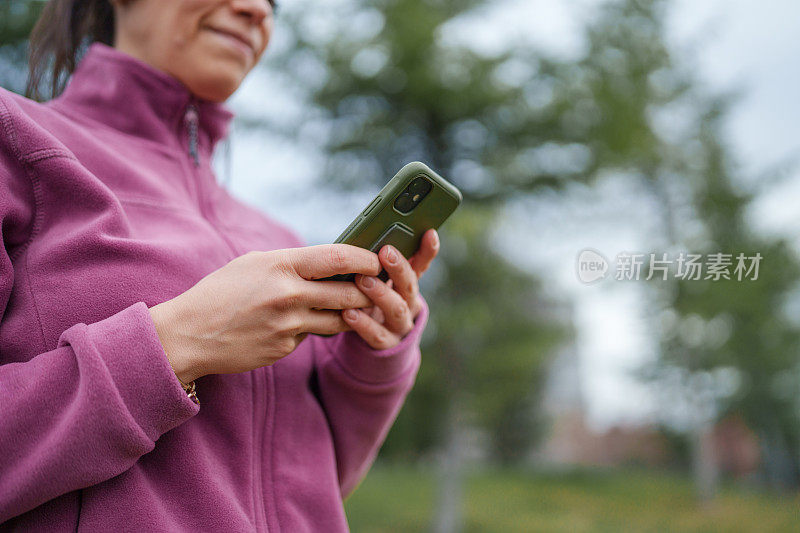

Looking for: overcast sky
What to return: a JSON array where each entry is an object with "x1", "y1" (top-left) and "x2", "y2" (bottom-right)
[{"x1": 217, "y1": 0, "x2": 800, "y2": 430}]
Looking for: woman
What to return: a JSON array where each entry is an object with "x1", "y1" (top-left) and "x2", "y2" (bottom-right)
[{"x1": 0, "y1": 0, "x2": 439, "y2": 530}]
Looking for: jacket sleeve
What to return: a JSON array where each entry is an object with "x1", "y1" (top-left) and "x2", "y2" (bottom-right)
[
  {"x1": 312, "y1": 294, "x2": 429, "y2": 499},
  {"x1": 0, "y1": 151, "x2": 200, "y2": 522}
]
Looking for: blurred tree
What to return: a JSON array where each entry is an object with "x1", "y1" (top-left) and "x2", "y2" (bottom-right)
[
  {"x1": 579, "y1": 0, "x2": 800, "y2": 496},
  {"x1": 266, "y1": 0, "x2": 800, "y2": 503},
  {"x1": 382, "y1": 205, "x2": 568, "y2": 463},
  {"x1": 381, "y1": 206, "x2": 568, "y2": 532},
  {"x1": 649, "y1": 114, "x2": 800, "y2": 494}
]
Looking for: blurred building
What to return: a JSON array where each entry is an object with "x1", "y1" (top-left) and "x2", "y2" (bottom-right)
[{"x1": 534, "y1": 343, "x2": 760, "y2": 477}]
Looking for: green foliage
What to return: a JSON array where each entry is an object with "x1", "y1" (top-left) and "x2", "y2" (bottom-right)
[
  {"x1": 601, "y1": 0, "x2": 800, "y2": 488},
  {"x1": 262, "y1": 0, "x2": 602, "y2": 201},
  {"x1": 0, "y1": 0, "x2": 44, "y2": 94},
  {"x1": 262, "y1": 0, "x2": 800, "y2": 477},
  {"x1": 0, "y1": 1, "x2": 42, "y2": 45},
  {"x1": 345, "y1": 464, "x2": 800, "y2": 532}
]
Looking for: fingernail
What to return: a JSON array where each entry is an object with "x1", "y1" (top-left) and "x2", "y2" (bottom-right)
[
  {"x1": 344, "y1": 309, "x2": 358, "y2": 320},
  {"x1": 361, "y1": 275, "x2": 375, "y2": 288},
  {"x1": 432, "y1": 230, "x2": 439, "y2": 248},
  {"x1": 386, "y1": 247, "x2": 398, "y2": 264}
]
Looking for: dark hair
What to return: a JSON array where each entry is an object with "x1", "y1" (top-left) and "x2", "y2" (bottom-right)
[{"x1": 26, "y1": 0, "x2": 116, "y2": 101}]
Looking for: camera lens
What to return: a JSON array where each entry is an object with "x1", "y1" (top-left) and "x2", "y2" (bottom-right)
[
  {"x1": 394, "y1": 192, "x2": 415, "y2": 213},
  {"x1": 409, "y1": 177, "x2": 432, "y2": 195}
]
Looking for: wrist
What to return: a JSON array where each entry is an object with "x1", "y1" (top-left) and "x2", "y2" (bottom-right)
[{"x1": 148, "y1": 301, "x2": 204, "y2": 384}]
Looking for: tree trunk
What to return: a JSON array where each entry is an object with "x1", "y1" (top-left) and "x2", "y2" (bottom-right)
[
  {"x1": 759, "y1": 422, "x2": 800, "y2": 491},
  {"x1": 432, "y1": 396, "x2": 465, "y2": 533},
  {"x1": 690, "y1": 420, "x2": 718, "y2": 505}
]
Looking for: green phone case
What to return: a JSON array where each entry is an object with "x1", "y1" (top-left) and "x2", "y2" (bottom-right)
[
  {"x1": 320, "y1": 161, "x2": 462, "y2": 283},
  {"x1": 313, "y1": 161, "x2": 462, "y2": 336}
]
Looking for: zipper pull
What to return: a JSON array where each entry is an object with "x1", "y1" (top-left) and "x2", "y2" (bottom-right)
[{"x1": 184, "y1": 102, "x2": 200, "y2": 167}]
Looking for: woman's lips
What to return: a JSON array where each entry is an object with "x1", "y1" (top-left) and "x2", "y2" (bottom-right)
[{"x1": 205, "y1": 27, "x2": 255, "y2": 62}]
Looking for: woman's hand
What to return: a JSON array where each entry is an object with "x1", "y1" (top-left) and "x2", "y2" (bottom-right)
[
  {"x1": 148, "y1": 244, "x2": 383, "y2": 383},
  {"x1": 343, "y1": 228, "x2": 439, "y2": 350}
]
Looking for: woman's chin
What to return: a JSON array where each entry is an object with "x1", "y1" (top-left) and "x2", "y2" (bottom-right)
[{"x1": 186, "y1": 71, "x2": 244, "y2": 102}]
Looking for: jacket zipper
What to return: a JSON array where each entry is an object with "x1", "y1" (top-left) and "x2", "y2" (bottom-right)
[
  {"x1": 181, "y1": 101, "x2": 239, "y2": 257},
  {"x1": 184, "y1": 102, "x2": 200, "y2": 167},
  {"x1": 254, "y1": 370, "x2": 270, "y2": 532},
  {"x1": 182, "y1": 99, "x2": 273, "y2": 531}
]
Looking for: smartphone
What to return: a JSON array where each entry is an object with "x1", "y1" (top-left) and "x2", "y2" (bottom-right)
[{"x1": 313, "y1": 161, "x2": 462, "y2": 335}]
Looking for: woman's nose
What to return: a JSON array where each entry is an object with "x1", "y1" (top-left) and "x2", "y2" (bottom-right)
[{"x1": 230, "y1": 0, "x2": 272, "y2": 25}]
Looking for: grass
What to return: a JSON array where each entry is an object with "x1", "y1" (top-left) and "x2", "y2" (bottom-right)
[{"x1": 343, "y1": 464, "x2": 800, "y2": 532}]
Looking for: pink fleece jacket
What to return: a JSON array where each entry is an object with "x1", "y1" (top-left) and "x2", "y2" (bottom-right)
[{"x1": 0, "y1": 42, "x2": 428, "y2": 531}]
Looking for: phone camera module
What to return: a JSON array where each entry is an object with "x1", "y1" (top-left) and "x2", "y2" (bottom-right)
[
  {"x1": 394, "y1": 176, "x2": 432, "y2": 214},
  {"x1": 394, "y1": 192, "x2": 415, "y2": 213}
]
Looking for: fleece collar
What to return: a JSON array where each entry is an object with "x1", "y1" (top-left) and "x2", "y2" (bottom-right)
[{"x1": 51, "y1": 41, "x2": 234, "y2": 158}]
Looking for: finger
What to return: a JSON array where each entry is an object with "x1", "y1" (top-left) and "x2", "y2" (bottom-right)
[
  {"x1": 354, "y1": 273, "x2": 414, "y2": 335},
  {"x1": 357, "y1": 303, "x2": 382, "y2": 322},
  {"x1": 408, "y1": 229, "x2": 440, "y2": 278},
  {"x1": 287, "y1": 244, "x2": 382, "y2": 281},
  {"x1": 370, "y1": 281, "x2": 390, "y2": 323},
  {"x1": 302, "y1": 279, "x2": 374, "y2": 310},
  {"x1": 377, "y1": 244, "x2": 422, "y2": 316},
  {"x1": 341, "y1": 308, "x2": 399, "y2": 350},
  {"x1": 367, "y1": 303, "x2": 385, "y2": 324},
  {"x1": 301, "y1": 308, "x2": 353, "y2": 336}
]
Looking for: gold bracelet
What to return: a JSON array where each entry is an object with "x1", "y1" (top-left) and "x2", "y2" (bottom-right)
[{"x1": 177, "y1": 377, "x2": 200, "y2": 405}]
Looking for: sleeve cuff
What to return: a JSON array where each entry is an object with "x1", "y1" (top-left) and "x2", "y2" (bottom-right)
[
  {"x1": 322, "y1": 294, "x2": 430, "y2": 384},
  {"x1": 58, "y1": 301, "x2": 200, "y2": 442}
]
